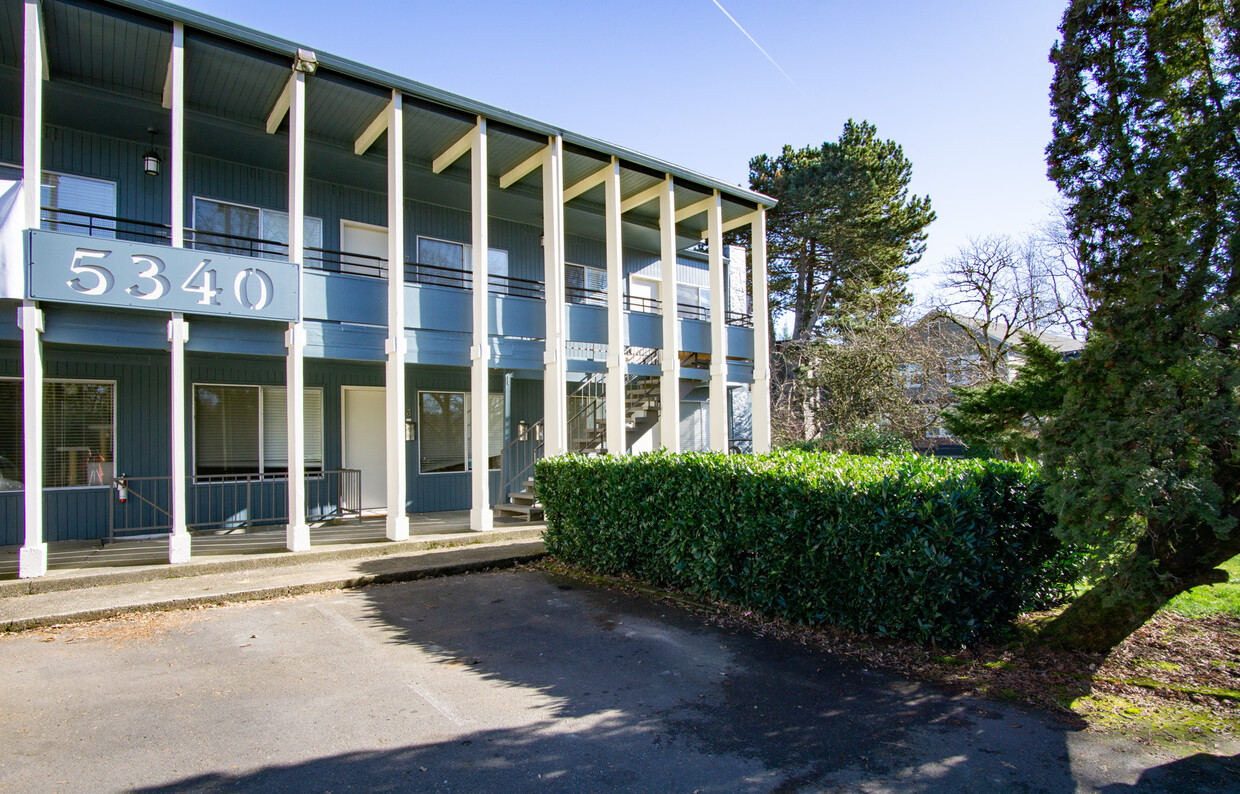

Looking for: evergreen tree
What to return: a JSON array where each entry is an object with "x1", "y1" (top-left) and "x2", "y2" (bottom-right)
[
  {"x1": 749, "y1": 121, "x2": 935, "y2": 339},
  {"x1": 1041, "y1": 0, "x2": 1240, "y2": 652}
]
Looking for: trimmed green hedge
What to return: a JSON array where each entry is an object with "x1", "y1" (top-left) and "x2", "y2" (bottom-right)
[{"x1": 536, "y1": 450, "x2": 1077, "y2": 647}]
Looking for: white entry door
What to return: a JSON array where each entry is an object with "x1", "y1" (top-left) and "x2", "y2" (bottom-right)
[
  {"x1": 343, "y1": 387, "x2": 387, "y2": 512},
  {"x1": 341, "y1": 220, "x2": 388, "y2": 277}
]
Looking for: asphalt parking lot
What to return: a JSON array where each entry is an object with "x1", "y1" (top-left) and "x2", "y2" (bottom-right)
[{"x1": 0, "y1": 568, "x2": 1235, "y2": 792}]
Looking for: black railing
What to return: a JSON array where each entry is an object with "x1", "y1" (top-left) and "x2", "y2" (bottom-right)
[
  {"x1": 499, "y1": 420, "x2": 544, "y2": 506},
  {"x1": 39, "y1": 209, "x2": 749, "y2": 319},
  {"x1": 107, "y1": 469, "x2": 362, "y2": 541},
  {"x1": 677, "y1": 302, "x2": 710, "y2": 321},
  {"x1": 624, "y1": 294, "x2": 661, "y2": 314}
]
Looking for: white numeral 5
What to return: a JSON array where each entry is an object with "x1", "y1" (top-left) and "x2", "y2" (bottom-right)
[{"x1": 67, "y1": 248, "x2": 114, "y2": 295}]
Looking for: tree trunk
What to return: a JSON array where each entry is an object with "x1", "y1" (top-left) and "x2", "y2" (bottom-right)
[{"x1": 1040, "y1": 550, "x2": 1232, "y2": 654}]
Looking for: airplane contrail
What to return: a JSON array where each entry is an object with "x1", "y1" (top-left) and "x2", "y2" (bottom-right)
[{"x1": 708, "y1": 0, "x2": 800, "y2": 91}]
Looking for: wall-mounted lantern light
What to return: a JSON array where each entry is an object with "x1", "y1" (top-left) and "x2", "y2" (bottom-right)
[{"x1": 143, "y1": 127, "x2": 162, "y2": 177}]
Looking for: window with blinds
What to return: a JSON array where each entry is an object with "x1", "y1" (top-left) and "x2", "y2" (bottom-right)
[
  {"x1": 193, "y1": 384, "x2": 323, "y2": 477},
  {"x1": 0, "y1": 379, "x2": 23, "y2": 489},
  {"x1": 680, "y1": 400, "x2": 710, "y2": 453},
  {"x1": 566, "y1": 263, "x2": 606, "y2": 306},
  {"x1": 45, "y1": 381, "x2": 116, "y2": 488},
  {"x1": 41, "y1": 172, "x2": 117, "y2": 237},
  {"x1": 0, "y1": 379, "x2": 116, "y2": 490},
  {"x1": 419, "y1": 391, "x2": 503, "y2": 474},
  {"x1": 416, "y1": 237, "x2": 509, "y2": 283}
]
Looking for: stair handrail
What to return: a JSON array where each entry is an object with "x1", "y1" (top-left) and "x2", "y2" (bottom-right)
[{"x1": 499, "y1": 419, "x2": 545, "y2": 506}]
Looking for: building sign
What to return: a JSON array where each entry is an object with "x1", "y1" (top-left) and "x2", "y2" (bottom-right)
[{"x1": 24, "y1": 230, "x2": 300, "y2": 322}]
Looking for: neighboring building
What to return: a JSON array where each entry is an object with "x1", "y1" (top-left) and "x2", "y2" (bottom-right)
[
  {"x1": 907, "y1": 311, "x2": 1084, "y2": 456},
  {"x1": 0, "y1": 0, "x2": 775, "y2": 577}
]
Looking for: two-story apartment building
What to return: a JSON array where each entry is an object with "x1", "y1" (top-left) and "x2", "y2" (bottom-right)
[{"x1": 0, "y1": 0, "x2": 774, "y2": 577}]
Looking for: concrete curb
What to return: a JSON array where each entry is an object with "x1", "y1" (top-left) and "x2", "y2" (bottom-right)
[
  {"x1": 2, "y1": 543, "x2": 547, "y2": 632},
  {"x1": 0, "y1": 527, "x2": 544, "y2": 598}
]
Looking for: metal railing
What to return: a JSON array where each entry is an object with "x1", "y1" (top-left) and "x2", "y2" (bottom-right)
[
  {"x1": 499, "y1": 420, "x2": 544, "y2": 507},
  {"x1": 107, "y1": 469, "x2": 362, "y2": 541},
  {"x1": 40, "y1": 209, "x2": 746, "y2": 318},
  {"x1": 726, "y1": 311, "x2": 755, "y2": 328}
]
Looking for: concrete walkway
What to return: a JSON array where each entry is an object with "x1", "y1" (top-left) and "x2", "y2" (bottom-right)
[{"x1": 0, "y1": 513, "x2": 545, "y2": 631}]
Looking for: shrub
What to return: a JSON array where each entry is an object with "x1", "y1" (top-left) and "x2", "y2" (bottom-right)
[
  {"x1": 781, "y1": 425, "x2": 913, "y2": 457},
  {"x1": 536, "y1": 450, "x2": 1077, "y2": 647}
]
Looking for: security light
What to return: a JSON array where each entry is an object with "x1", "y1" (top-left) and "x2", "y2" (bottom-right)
[{"x1": 293, "y1": 48, "x2": 318, "y2": 74}]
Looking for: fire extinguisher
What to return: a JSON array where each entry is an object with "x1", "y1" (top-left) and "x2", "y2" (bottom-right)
[{"x1": 115, "y1": 474, "x2": 128, "y2": 503}]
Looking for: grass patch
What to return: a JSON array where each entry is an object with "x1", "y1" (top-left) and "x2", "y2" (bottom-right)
[{"x1": 1165, "y1": 555, "x2": 1240, "y2": 618}]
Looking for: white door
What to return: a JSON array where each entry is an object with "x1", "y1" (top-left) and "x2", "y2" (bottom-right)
[
  {"x1": 343, "y1": 387, "x2": 387, "y2": 512},
  {"x1": 341, "y1": 220, "x2": 388, "y2": 277}
]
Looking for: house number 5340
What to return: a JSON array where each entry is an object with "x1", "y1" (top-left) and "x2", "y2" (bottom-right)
[{"x1": 66, "y1": 248, "x2": 274, "y2": 311}]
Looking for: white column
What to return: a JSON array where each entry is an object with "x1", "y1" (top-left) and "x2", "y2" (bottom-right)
[
  {"x1": 658, "y1": 177, "x2": 680, "y2": 453},
  {"x1": 18, "y1": 305, "x2": 45, "y2": 578},
  {"x1": 285, "y1": 69, "x2": 309, "y2": 551},
  {"x1": 707, "y1": 190, "x2": 728, "y2": 451},
  {"x1": 165, "y1": 21, "x2": 190, "y2": 565},
  {"x1": 385, "y1": 91, "x2": 409, "y2": 541},
  {"x1": 167, "y1": 314, "x2": 191, "y2": 563},
  {"x1": 604, "y1": 157, "x2": 625, "y2": 455},
  {"x1": 751, "y1": 208, "x2": 772, "y2": 453},
  {"x1": 169, "y1": 22, "x2": 184, "y2": 247},
  {"x1": 542, "y1": 135, "x2": 567, "y2": 457},
  {"x1": 18, "y1": 0, "x2": 46, "y2": 579},
  {"x1": 469, "y1": 118, "x2": 492, "y2": 531}
]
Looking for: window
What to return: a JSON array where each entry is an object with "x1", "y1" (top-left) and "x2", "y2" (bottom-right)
[
  {"x1": 0, "y1": 378, "x2": 116, "y2": 490},
  {"x1": 680, "y1": 400, "x2": 709, "y2": 453},
  {"x1": 41, "y1": 172, "x2": 117, "y2": 237},
  {"x1": 192, "y1": 197, "x2": 323, "y2": 261},
  {"x1": 566, "y1": 263, "x2": 606, "y2": 306},
  {"x1": 193, "y1": 384, "x2": 323, "y2": 477},
  {"x1": 417, "y1": 391, "x2": 503, "y2": 474},
  {"x1": 416, "y1": 236, "x2": 509, "y2": 279},
  {"x1": 677, "y1": 283, "x2": 710, "y2": 319},
  {"x1": 898, "y1": 363, "x2": 922, "y2": 390}
]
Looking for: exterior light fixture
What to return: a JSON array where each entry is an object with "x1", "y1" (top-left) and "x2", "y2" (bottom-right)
[
  {"x1": 293, "y1": 48, "x2": 318, "y2": 74},
  {"x1": 143, "y1": 127, "x2": 162, "y2": 177}
]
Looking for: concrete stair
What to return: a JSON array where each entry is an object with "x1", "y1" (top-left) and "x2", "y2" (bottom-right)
[{"x1": 494, "y1": 479, "x2": 543, "y2": 521}]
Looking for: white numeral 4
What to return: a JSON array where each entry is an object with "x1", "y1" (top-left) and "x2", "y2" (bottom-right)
[{"x1": 182, "y1": 259, "x2": 223, "y2": 306}]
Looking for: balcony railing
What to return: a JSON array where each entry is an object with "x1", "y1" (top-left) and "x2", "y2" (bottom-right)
[{"x1": 38, "y1": 209, "x2": 750, "y2": 320}]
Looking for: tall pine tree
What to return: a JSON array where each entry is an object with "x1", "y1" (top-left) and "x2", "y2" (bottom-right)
[{"x1": 1040, "y1": 0, "x2": 1240, "y2": 651}]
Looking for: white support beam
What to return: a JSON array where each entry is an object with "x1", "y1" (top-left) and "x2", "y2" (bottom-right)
[
  {"x1": 353, "y1": 99, "x2": 391, "y2": 156},
  {"x1": 675, "y1": 195, "x2": 714, "y2": 224},
  {"x1": 469, "y1": 117, "x2": 492, "y2": 531},
  {"x1": 385, "y1": 90, "x2": 409, "y2": 542},
  {"x1": 658, "y1": 176, "x2": 680, "y2": 454},
  {"x1": 604, "y1": 157, "x2": 625, "y2": 456},
  {"x1": 17, "y1": 304, "x2": 45, "y2": 578},
  {"x1": 562, "y1": 164, "x2": 609, "y2": 203},
  {"x1": 285, "y1": 70, "x2": 310, "y2": 553},
  {"x1": 167, "y1": 314, "x2": 191, "y2": 564},
  {"x1": 542, "y1": 136, "x2": 567, "y2": 457},
  {"x1": 161, "y1": 44, "x2": 173, "y2": 109},
  {"x1": 708, "y1": 209, "x2": 759, "y2": 238},
  {"x1": 620, "y1": 182, "x2": 664, "y2": 215},
  {"x1": 169, "y1": 22, "x2": 184, "y2": 247},
  {"x1": 432, "y1": 127, "x2": 474, "y2": 174},
  {"x1": 19, "y1": 2, "x2": 46, "y2": 579},
  {"x1": 707, "y1": 190, "x2": 728, "y2": 452},
  {"x1": 265, "y1": 74, "x2": 294, "y2": 135},
  {"x1": 499, "y1": 147, "x2": 546, "y2": 189},
  {"x1": 752, "y1": 208, "x2": 771, "y2": 453},
  {"x1": 23, "y1": 0, "x2": 43, "y2": 230}
]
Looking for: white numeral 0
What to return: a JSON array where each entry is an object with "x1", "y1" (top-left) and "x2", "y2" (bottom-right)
[
  {"x1": 67, "y1": 248, "x2": 113, "y2": 295},
  {"x1": 234, "y1": 267, "x2": 274, "y2": 310}
]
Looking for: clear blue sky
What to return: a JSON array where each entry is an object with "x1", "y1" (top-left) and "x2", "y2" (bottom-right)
[{"x1": 174, "y1": 0, "x2": 1068, "y2": 304}]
